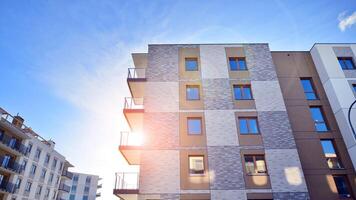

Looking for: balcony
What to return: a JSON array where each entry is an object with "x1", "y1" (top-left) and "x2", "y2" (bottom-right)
[
  {"x1": 119, "y1": 131, "x2": 142, "y2": 165},
  {"x1": 326, "y1": 157, "x2": 343, "y2": 169},
  {"x1": 61, "y1": 170, "x2": 73, "y2": 180},
  {"x1": 127, "y1": 68, "x2": 146, "y2": 99},
  {"x1": 0, "y1": 132, "x2": 28, "y2": 156},
  {"x1": 0, "y1": 112, "x2": 30, "y2": 139},
  {"x1": 123, "y1": 97, "x2": 144, "y2": 133},
  {"x1": 0, "y1": 180, "x2": 15, "y2": 194},
  {"x1": 113, "y1": 172, "x2": 139, "y2": 200},
  {"x1": 58, "y1": 183, "x2": 70, "y2": 193},
  {"x1": 0, "y1": 156, "x2": 23, "y2": 174}
]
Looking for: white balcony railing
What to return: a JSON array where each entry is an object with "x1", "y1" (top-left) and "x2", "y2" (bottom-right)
[
  {"x1": 114, "y1": 172, "x2": 139, "y2": 190},
  {"x1": 124, "y1": 97, "x2": 144, "y2": 110},
  {"x1": 127, "y1": 68, "x2": 146, "y2": 79}
]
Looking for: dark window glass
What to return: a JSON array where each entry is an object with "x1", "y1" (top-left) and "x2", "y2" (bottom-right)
[
  {"x1": 186, "y1": 85, "x2": 200, "y2": 100},
  {"x1": 333, "y1": 176, "x2": 352, "y2": 198},
  {"x1": 338, "y1": 57, "x2": 356, "y2": 70},
  {"x1": 353, "y1": 84, "x2": 356, "y2": 92},
  {"x1": 187, "y1": 118, "x2": 202, "y2": 135},
  {"x1": 321, "y1": 140, "x2": 343, "y2": 169},
  {"x1": 229, "y1": 57, "x2": 247, "y2": 71},
  {"x1": 239, "y1": 118, "x2": 259, "y2": 134},
  {"x1": 244, "y1": 155, "x2": 267, "y2": 175},
  {"x1": 189, "y1": 156, "x2": 204, "y2": 175},
  {"x1": 310, "y1": 107, "x2": 328, "y2": 132},
  {"x1": 300, "y1": 78, "x2": 317, "y2": 100},
  {"x1": 185, "y1": 58, "x2": 198, "y2": 71},
  {"x1": 234, "y1": 85, "x2": 252, "y2": 100}
]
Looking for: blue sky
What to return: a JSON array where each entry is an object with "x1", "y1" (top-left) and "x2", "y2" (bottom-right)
[{"x1": 1, "y1": 0, "x2": 356, "y2": 198}]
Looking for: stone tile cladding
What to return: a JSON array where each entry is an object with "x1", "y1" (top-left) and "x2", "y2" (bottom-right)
[
  {"x1": 140, "y1": 150, "x2": 180, "y2": 193},
  {"x1": 202, "y1": 78, "x2": 234, "y2": 110},
  {"x1": 265, "y1": 149, "x2": 308, "y2": 192},
  {"x1": 200, "y1": 45, "x2": 230, "y2": 79},
  {"x1": 252, "y1": 81, "x2": 286, "y2": 112},
  {"x1": 144, "y1": 82, "x2": 179, "y2": 112},
  {"x1": 245, "y1": 44, "x2": 278, "y2": 81},
  {"x1": 258, "y1": 111, "x2": 296, "y2": 149},
  {"x1": 211, "y1": 190, "x2": 246, "y2": 200},
  {"x1": 147, "y1": 45, "x2": 179, "y2": 82},
  {"x1": 207, "y1": 146, "x2": 245, "y2": 190},
  {"x1": 205, "y1": 110, "x2": 239, "y2": 146},
  {"x1": 273, "y1": 192, "x2": 310, "y2": 200},
  {"x1": 143, "y1": 112, "x2": 179, "y2": 149}
]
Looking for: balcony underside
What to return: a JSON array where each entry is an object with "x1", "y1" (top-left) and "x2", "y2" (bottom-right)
[
  {"x1": 0, "y1": 120, "x2": 29, "y2": 139},
  {"x1": 128, "y1": 79, "x2": 146, "y2": 100},
  {"x1": 113, "y1": 189, "x2": 138, "y2": 200},
  {"x1": 123, "y1": 110, "x2": 143, "y2": 133},
  {"x1": 119, "y1": 146, "x2": 141, "y2": 165}
]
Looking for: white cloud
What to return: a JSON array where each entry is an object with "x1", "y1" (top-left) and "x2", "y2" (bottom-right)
[{"x1": 338, "y1": 11, "x2": 356, "y2": 31}]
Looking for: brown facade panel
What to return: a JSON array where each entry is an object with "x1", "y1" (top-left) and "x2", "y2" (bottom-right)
[
  {"x1": 179, "y1": 81, "x2": 204, "y2": 110},
  {"x1": 179, "y1": 47, "x2": 201, "y2": 80},
  {"x1": 179, "y1": 112, "x2": 207, "y2": 147}
]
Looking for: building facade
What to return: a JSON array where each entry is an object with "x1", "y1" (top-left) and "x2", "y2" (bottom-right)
[
  {"x1": 114, "y1": 43, "x2": 356, "y2": 200},
  {"x1": 0, "y1": 107, "x2": 73, "y2": 200},
  {"x1": 68, "y1": 172, "x2": 101, "y2": 200}
]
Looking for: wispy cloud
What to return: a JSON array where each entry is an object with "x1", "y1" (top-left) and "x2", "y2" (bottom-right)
[{"x1": 338, "y1": 11, "x2": 356, "y2": 32}]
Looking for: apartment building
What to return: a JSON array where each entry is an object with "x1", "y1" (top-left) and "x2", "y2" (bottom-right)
[
  {"x1": 68, "y1": 172, "x2": 101, "y2": 200},
  {"x1": 114, "y1": 43, "x2": 356, "y2": 200},
  {"x1": 0, "y1": 107, "x2": 73, "y2": 200}
]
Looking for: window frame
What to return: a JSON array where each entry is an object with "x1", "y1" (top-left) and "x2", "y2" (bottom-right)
[
  {"x1": 233, "y1": 85, "x2": 253, "y2": 100},
  {"x1": 229, "y1": 57, "x2": 247, "y2": 71},
  {"x1": 187, "y1": 117, "x2": 203, "y2": 135},
  {"x1": 309, "y1": 106, "x2": 329, "y2": 132},
  {"x1": 333, "y1": 175, "x2": 352, "y2": 198},
  {"x1": 338, "y1": 57, "x2": 356, "y2": 70},
  {"x1": 320, "y1": 139, "x2": 343, "y2": 169},
  {"x1": 185, "y1": 57, "x2": 199, "y2": 71},
  {"x1": 186, "y1": 85, "x2": 200, "y2": 100},
  {"x1": 238, "y1": 117, "x2": 260, "y2": 135},
  {"x1": 300, "y1": 78, "x2": 318, "y2": 100},
  {"x1": 244, "y1": 154, "x2": 268, "y2": 175},
  {"x1": 188, "y1": 155, "x2": 205, "y2": 176}
]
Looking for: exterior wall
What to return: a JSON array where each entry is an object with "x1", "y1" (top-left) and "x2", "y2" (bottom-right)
[
  {"x1": 136, "y1": 44, "x2": 309, "y2": 200},
  {"x1": 68, "y1": 172, "x2": 100, "y2": 200},
  {"x1": 310, "y1": 44, "x2": 356, "y2": 169},
  {"x1": 273, "y1": 51, "x2": 356, "y2": 200}
]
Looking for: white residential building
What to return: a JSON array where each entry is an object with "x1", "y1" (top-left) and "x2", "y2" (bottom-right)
[{"x1": 68, "y1": 172, "x2": 101, "y2": 200}]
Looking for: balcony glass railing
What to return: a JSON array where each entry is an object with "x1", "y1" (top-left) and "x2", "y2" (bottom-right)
[
  {"x1": 124, "y1": 97, "x2": 144, "y2": 110},
  {"x1": 0, "y1": 180, "x2": 15, "y2": 194},
  {"x1": 58, "y1": 183, "x2": 70, "y2": 193},
  {"x1": 119, "y1": 131, "x2": 143, "y2": 147},
  {"x1": 0, "y1": 156, "x2": 23, "y2": 173},
  {"x1": 0, "y1": 132, "x2": 28, "y2": 155},
  {"x1": 127, "y1": 68, "x2": 146, "y2": 79},
  {"x1": 114, "y1": 172, "x2": 139, "y2": 190},
  {"x1": 1, "y1": 113, "x2": 29, "y2": 131}
]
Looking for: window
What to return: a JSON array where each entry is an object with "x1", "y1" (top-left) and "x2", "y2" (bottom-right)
[
  {"x1": 73, "y1": 175, "x2": 79, "y2": 182},
  {"x1": 338, "y1": 57, "x2": 355, "y2": 70},
  {"x1": 353, "y1": 84, "x2": 356, "y2": 92},
  {"x1": 321, "y1": 140, "x2": 343, "y2": 169},
  {"x1": 15, "y1": 178, "x2": 21, "y2": 189},
  {"x1": 83, "y1": 196, "x2": 89, "y2": 200},
  {"x1": 41, "y1": 169, "x2": 47, "y2": 179},
  {"x1": 84, "y1": 186, "x2": 90, "y2": 193},
  {"x1": 27, "y1": 143, "x2": 33, "y2": 154},
  {"x1": 52, "y1": 158, "x2": 57, "y2": 169},
  {"x1": 85, "y1": 177, "x2": 91, "y2": 184},
  {"x1": 189, "y1": 156, "x2": 205, "y2": 175},
  {"x1": 71, "y1": 185, "x2": 77, "y2": 193},
  {"x1": 333, "y1": 176, "x2": 352, "y2": 198},
  {"x1": 70, "y1": 195, "x2": 75, "y2": 200},
  {"x1": 35, "y1": 148, "x2": 41, "y2": 160},
  {"x1": 309, "y1": 107, "x2": 328, "y2": 132},
  {"x1": 186, "y1": 85, "x2": 200, "y2": 100},
  {"x1": 36, "y1": 185, "x2": 42, "y2": 195},
  {"x1": 185, "y1": 57, "x2": 198, "y2": 71},
  {"x1": 244, "y1": 155, "x2": 267, "y2": 175},
  {"x1": 22, "y1": 160, "x2": 27, "y2": 171},
  {"x1": 300, "y1": 78, "x2": 318, "y2": 100},
  {"x1": 239, "y1": 117, "x2": 259, "y2": 134},
  {"x1": 56, "y1": 176, "x2": 60, "y2": 184},
  {"x1": 229, "y1": 57, "x2": 247, "y2": 71},
  {"x1": 187, "y1": 117, "x2": 202, "y2": 135},
  {"x1": 45, "y1": 188, "x2": 50, "y2": 197},
  {"x1": 49, "y1": 173, "x2": 54, "y2": 183},
  {"x1": 59, "y1": 162, "x2": 63, "y2": 171},
  {"x1": 234, "y1": 85, "x2": 252, "y2": 100},
  {"x1": 25, "y1": 181, "x2": 32, "y2": 192},
  {"x1": 30, "y1": 164, "x2": 37, "y2": 175},
  {"x1": 45, "y1": 154, "x2": 50, "y2": 164}
]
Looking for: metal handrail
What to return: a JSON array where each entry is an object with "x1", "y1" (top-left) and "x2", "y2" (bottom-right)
[
  {"x1": 0, "y1": 156, "x2": 24, "y2": 173},
  {"x1": 0, "y1": 113, "x2": 29, "y2": 130},
  {"x1": 119, "y1": 131, "x2": 142, "y2": 146},
  {"x1": 0, "y1": 180, "x2": 16, "y2": 193},
  {"x1": 124, "y1": 97, "x2": 144, "y2": 110},
  {"x1": 61, "y1": 170, "x2": 74, "y2": 179},
  {"x1": 127, "y1": 68, "x2": 146, "y2": 79},
  {"x1": 114, "y1": 172, "x2": 139, "y2": 190}
]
